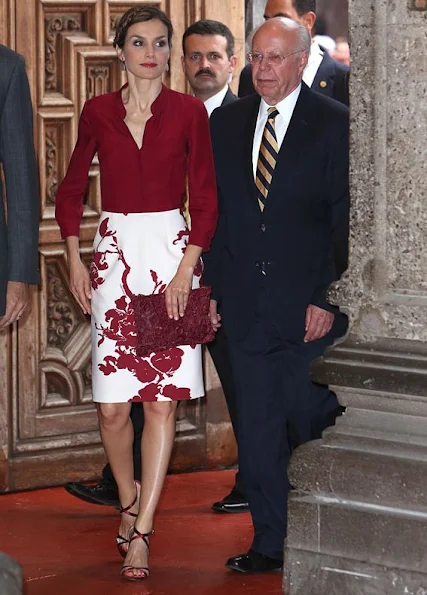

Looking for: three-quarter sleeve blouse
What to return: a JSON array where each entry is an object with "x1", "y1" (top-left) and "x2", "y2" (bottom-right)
[{"x1": 55, "y1": 84, "x2": 218, "y2": 251}]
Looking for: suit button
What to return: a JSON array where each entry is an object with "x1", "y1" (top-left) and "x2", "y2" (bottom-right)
[{"x1": 261, "y1": 224, "x2": 266, "y2": 232}]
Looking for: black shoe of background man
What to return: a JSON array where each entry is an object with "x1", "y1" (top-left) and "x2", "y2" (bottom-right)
[
  {"x1": 225, "y1": 550, "x2": 283, "y2": 574},
  {"x1": 64, "y1": 481, "x2": 120, "y2": 508},
  {"x1": 211, "y1": 489, "x2": 249, "y2": 513}
]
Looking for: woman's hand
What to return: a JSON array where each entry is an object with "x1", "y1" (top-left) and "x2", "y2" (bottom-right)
[
  {"x1": 69, "y1": 256, "x2": 92, "y2": 315},
  {"x1": 165, "y1": 265, "x2": 193, "y2": 320}
]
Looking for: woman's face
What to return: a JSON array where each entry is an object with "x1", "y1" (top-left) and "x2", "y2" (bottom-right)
[{"x1": 117, "y1": 19, "x2": 170, "y2": 80}]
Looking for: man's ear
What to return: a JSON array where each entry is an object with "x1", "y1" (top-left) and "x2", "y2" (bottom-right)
[
  {"x1": 299, "y1": 50, "x2": 309, "y2": 74},
  {"x1": 180, "y1": 54, "x2": 186, "y2": 74},
  {"x1": 301, "y1": 11, "x2": 316, "y2": 36},
  {"x1": 229, "y1": 55, "x2": 238, "y2": 74}
]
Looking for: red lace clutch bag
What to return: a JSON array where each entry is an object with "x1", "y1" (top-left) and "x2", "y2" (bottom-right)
[{"x1": 131, "y1": 286, "x2": 215, "y2": 357}]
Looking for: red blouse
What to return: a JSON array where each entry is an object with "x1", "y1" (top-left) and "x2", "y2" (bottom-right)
[{"x1": 55, "y1": 84, "x2": 218, "y2": 250}]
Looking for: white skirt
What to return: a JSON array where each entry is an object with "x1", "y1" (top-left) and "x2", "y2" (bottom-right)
[{"x1": 90, "y1": 209, "x2": 204, "y2": 403}]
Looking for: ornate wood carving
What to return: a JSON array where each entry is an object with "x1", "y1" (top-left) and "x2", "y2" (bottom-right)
[
  {"x1": 83, "y1": 361, "x2": 92, "y2": 391},
  {"x1": 86, "y1": 64, "x2": 110, "y2": 98},
  {"x1": 45, "y1": 14, "x2": 83, "y2": 92},
  {"x1": 45, "y1": 128, "x2": 58, "y2": 206},
  {"x1": 46, "y1": 262, "x2": 77, "y2": 349}
]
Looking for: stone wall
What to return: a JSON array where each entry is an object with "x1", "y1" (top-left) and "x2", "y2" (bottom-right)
[{"x1": 284, "y1": 0, "x2": 427, "y2": 593}]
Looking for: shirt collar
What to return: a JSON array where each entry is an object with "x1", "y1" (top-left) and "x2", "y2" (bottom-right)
[
  {"x1": 307, "y1": 40, "x2": 324, "y2": 69},
  {"x1": 259, "y1": 83, "x2": 302, "y2": 120},
  {"x1": 203, "y1": 85, "x2": 229, "y2": 117}
]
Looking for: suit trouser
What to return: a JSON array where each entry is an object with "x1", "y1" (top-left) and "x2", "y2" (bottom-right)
[
  {"x1": 206, "y1": 328, "x2": 246, "y2": 496},
  {"x1": 227, "y1": 294, "x2": 338, "y2": 560},
  {"x1": 101, "y1": 331, "x2": 246, "y2": 496}
]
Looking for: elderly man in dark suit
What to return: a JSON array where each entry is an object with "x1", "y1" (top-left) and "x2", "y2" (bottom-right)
[
  {"x1": 238, "y1": 0, "x2": 349, "y2": 106},
  {"x1": 204, "y1": 17, "x2": 349, "y2": 573},
  {"x1": 0, "y1": 45, "x2": 39, "y2": 329}
]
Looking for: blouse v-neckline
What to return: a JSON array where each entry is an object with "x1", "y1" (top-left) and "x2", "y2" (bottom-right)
[{"x1": 117, "y1": 83, "x2": 167, "y2": 151}]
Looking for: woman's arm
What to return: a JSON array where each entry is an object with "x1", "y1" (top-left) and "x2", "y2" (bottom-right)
[
  {"x1": 55, "y1": 101, "x2": 97, "y2": 238},
  {"x1": 65, "y1": 235, "x2": 92, "y2": 315},
  {"x1": 55, "y1": 101, "x2": 97, "y2": 314},
  {"x1": 186, "y1": 99, "x2": 218, "y2": 251}
]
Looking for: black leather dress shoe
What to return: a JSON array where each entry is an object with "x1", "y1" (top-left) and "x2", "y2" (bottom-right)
[
  {"x1": 211, "y1": 490, "x2": 249, "y2": 513},
  {"x1": 64, "y1": 481, "x2": 120, "y2": 507},
  {"x1": 226, "y1": 550, "x2": 283, "y2": 574}
]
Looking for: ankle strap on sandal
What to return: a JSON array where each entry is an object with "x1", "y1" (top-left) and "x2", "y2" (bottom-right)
[
  {"x1": 120, "y1": 491, "x2": 138, "y2": 518},
  {"x1": 130, "y1": 527, "x2": 154, "y2": 548}
]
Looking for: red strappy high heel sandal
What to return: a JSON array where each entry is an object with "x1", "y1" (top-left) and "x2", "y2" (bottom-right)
[
  {"x1": 116, "y1": 482, "x2": 140, "y2": 558},
  {"x1": 120, "y1": 527, "x2": 154, "y2": 581}
]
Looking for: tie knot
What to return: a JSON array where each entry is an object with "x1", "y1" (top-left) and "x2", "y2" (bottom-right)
[{"x1": 267, "y1": 107, "x2": 279, "y2": 120}]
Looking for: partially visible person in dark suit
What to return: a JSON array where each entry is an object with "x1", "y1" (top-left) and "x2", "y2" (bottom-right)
[
  {"x1": 204, "y1": 17, "x2": 349, "y2": 573},
  {"x1": 181, "y1": 19, "x2": 248, "y2": 515},
  {"x1": 0, "y1": 44, "x2": 39, "y2": 330},
  {"x1": 238, "y1": 0, "x2": 349, "y2": 106}
]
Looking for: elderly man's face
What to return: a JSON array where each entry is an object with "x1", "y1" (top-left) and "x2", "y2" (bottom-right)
[{"x1": 251, "y1": 24, "x2": 308, "y2": 105}]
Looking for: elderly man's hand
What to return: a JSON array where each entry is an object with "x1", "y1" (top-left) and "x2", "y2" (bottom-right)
[
  {"x1": 304, "y1": 304, "x2": 334, "y2": 342},
  {"x1": 0, "y1": 281, "x2": 30, "y2": 329},
  {"x1": 209, "y1": 299, "x2": 222, "y2": 332}
]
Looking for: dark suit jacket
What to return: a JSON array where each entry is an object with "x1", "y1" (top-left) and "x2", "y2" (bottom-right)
[
  {"x1": 0, "y1": 45, "x2": 39, "y2": 315},
  {"x1": 203, "y1": 83, "x2": 349, "y2": 342},
  {"x1": 238, "y1": 50, "x2": 349, "y2": 106},
  {"x1": 220, "y1": 87, "x2": 238, "y2": 107}
]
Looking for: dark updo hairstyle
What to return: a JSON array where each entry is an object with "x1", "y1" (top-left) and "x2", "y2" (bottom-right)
[{"x1": 113, "y1": 4, "x2": 173, "y2": 49}]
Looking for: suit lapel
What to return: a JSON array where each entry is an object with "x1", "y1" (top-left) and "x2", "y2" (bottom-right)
[
  {"x1": 312, "y1": 52, "x2": 335, "y2": 98},
  {"x1": 242, "y1": 94, "x2": 262, "y2": 213},
  {"x1": 221, "y1": 87, "x2": 238, "y2": 107},
  {"x1": 264, "y1": 84, "x2": 313, "y2": 209}
]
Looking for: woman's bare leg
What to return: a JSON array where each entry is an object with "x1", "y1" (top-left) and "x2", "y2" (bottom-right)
[
  {"x1": 122, "y1": 400, "x2": 178, "y2": 577},
  {"x1": 97, "y1": 402, "x2": 140, "y2": 542}
]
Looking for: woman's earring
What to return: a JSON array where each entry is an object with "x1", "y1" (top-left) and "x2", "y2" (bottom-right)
[
  {"x1": 165, "y1": 62, "x2": 170, "y2": 72},
  {"x1": 120, "y1": 60, "x2": 126, "y2": 71}
]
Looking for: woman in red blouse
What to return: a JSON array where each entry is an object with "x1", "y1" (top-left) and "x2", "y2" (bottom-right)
[{"x1": 55, "y1": 5, "x2": 217, "y2": 581}]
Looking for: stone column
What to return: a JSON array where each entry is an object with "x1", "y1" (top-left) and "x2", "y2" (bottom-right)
[
  {"x1": 285, "y1": 1, "x2": 427, "y2": 594},
  {"x1": 244, "y1": 0, "x2": 265, "y2": 54}
]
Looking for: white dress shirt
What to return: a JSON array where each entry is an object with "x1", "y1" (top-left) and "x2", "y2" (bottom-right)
[
  {"x1": 252, "y1": 84, "x2": 301, "y2": 178},
  {"x1": 203, "y1": 85, "x2": 229, "y2": 117},
  {"x1": 303, "y1": 40, "x2": 324, "y2": 88}
]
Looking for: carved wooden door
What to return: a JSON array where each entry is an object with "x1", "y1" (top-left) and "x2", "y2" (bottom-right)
[{"x1": 0, "y1": 0, "x2": 244, "y2": 491}]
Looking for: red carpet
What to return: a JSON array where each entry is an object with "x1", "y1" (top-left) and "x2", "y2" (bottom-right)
[{"x1": 0, "y1": 470, "x2": 283, "y2": 594}]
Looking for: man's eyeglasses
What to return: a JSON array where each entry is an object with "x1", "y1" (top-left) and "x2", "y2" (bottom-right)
[{"x1": 247, "y1": 50, "x2": 303, "y2": 66}]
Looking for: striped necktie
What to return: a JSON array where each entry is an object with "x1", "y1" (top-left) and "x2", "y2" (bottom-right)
[{"x1": 255, "y1": 106, "x2": 280, "y2": 212}]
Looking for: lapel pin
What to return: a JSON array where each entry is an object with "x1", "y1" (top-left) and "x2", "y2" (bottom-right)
[{"x1": 320, "y1": 80, "x2": 327, "y2": 88}]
